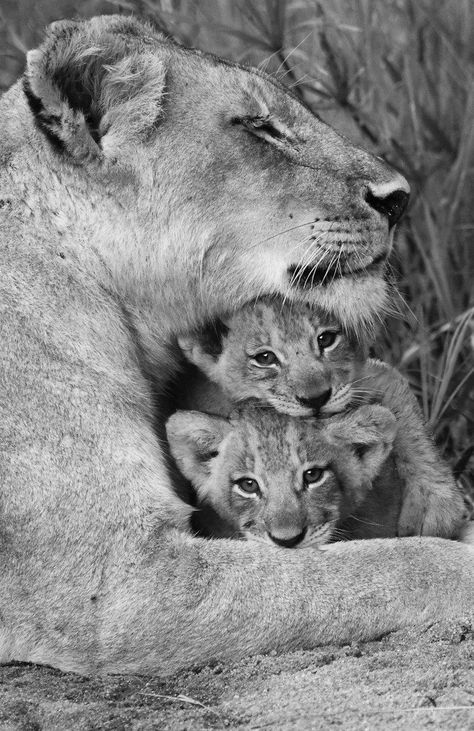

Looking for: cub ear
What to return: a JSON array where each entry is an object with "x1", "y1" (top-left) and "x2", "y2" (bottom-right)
[
  {"x1": 177, "y1": 336, "x2": 219, "y2": 380},
  {"x1": 166, "y1": 410, "x2": 231, "y2": 495},
  {"x1": 178, "y1": 319, "x2": 229, "y2": 378},
  {"x1": 328, "y1": 404, "x2": 397, "y2": 480},
  {"x1": 23, "y1": 16, "x2": 166, "y2": 163}
]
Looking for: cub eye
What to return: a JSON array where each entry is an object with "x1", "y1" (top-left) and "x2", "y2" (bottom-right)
[
  {"x1": 251, "y1": 350, "x2": 279, "y2": 367},
  {"x1": 303, "y1": 467, "x2": 326, "y2": 487},
  {"x1": 234, "y1": 478, "x2": 261, "y2": 497},
  {"x1": 317, "y1": 331, "x2": 340, "y2": 352}
]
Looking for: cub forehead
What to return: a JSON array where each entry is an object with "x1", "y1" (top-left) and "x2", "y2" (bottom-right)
[
  {"x1": 229, "y1": 408, "x2": 286, "y2": 461},
  {"x1": 226, "y1": 301, "x2": 340, "y2": 349},
  {"x1": 285, "y1": 417, "x2": 336, "y2": 466},
  {"x1": 230, "y1": 407, "x2": 334, "y2": 470},
  {"x1": 219, "y1": 422, "x2": 261, "y2": 476}
]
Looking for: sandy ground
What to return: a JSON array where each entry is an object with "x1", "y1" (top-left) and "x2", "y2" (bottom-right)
[{"x1": 1, "y1": 617, "x2": 473, "y2": 730}]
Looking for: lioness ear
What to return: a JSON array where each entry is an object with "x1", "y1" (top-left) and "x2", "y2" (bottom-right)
[
  {"x1": 23, "y1": 16, "x2": 166, "y2": 163},
  {"x1": 166, "y1": 411, "x2": 231, "y2": 494},
  {"x1": 328, "y1": 405, "x2": 397, "y2": 480}
]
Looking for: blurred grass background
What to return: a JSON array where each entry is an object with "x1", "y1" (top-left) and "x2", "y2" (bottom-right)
[{"x1": 1, "y1": 0, "x2": 473, "y2": 492}]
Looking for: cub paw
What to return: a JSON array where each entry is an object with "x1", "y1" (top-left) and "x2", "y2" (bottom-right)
[
  {"x1": 398, "y1": 491, "x2": 467, "y2": 539},
  {"x1": 461, "y1": 521, "x2": 474, "y2": 546}
]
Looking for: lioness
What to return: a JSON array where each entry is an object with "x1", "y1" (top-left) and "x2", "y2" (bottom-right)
[
  {"x1": 167, "y1": 403, "x2": 401, "y2": 546},
  {"x1": 177, "y1": 299, "x2": 465, "y2": 538},
  {"x1": 1, "y1": 15, "x2": 472, "y2": 676}
]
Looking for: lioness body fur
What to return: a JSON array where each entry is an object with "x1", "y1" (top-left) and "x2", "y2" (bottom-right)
[
  {"x1": 177, "y1": 300, "x2": 466, "y2": 538},
  {"x1": 0, "y1": 15, "x2": 472, "y2": 676}
]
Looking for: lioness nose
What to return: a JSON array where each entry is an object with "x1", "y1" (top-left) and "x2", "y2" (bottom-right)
[
  {"x1": 298, "y1": 388, "x2": 332, "y2": 413},
  {"x1": 268, "y1": 528, "x2": 307, "y2": 548},
  {"x1": 365, "y1": 177, "x2": 410, "y2": 228}
]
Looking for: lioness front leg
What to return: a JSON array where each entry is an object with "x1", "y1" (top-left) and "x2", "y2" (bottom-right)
[
  {"x1": 98, "y1": 532, "x2": 473, "y2": 675},
  {"x1": 362, "y1": 360, "x2": 466, "y2": 538}
]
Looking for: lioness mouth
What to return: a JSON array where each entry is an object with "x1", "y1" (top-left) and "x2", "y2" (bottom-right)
[{"x1": 288, "y1": 252, "x2": 386, "y2": 288}]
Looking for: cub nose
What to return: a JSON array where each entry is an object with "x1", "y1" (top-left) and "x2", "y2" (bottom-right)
[
  {"x1": 268, "y1": 528, "x2": 307, "y2": 548},
  {"x1": 365, "y1": 177, "x2": 410, "y2": 228},
  {"x1": 297, "y1": 388, "x2": 332, "y2": 413}
]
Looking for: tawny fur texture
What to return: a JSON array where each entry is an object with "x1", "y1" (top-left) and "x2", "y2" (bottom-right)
[
  {"x1": 177, "y1": 300, "x2": 466, "y2": 538},
  {"x1": 166, "y1": 403, "x2": 402, "y2": 546},
  {"x1": 0, "y1": 15, "x2": 472, "y2": 676},
  {"x1": 361, "y1": 359, "x2": 469, "y2": 537}
]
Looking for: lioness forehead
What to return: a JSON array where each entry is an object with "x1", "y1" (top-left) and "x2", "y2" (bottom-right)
[{"x1": 164, "y1": 51, "x2": 312, "y2": 137}]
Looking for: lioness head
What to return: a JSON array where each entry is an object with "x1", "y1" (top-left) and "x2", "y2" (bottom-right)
[
  {"x1": 166, "y1": 404, "x2": 396, "y2": 548},
  {"x1": 14, "y1": 15, "x2": 409, "y2": 339}
]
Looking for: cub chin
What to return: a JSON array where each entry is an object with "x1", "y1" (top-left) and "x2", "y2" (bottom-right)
[
  {"x1": 176, "y1": 299, "x2": 467, "y2": 539},
  {"x1": 166, "y1": 403, "x2": 402, "y2": 547}
]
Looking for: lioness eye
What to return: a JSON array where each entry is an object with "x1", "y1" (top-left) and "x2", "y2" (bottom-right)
[
  {"x1": 303, "y1": 467, "x2": 326, "y2": 486},
  {"x1": 252, "y1": 351, "x2": 279, "y2": 367},
  {"x1": 232, "y1": 116, "x2": 290, "y2": 144},
  {"x1": 246, "y1": 117, "x2": 285, "y2": 139},
  {"x1": 317, "y1": 331, "x2": 340, "y2": 351},
  {"x1": 234, "y1": 478, "x2": 260, "y2": 497}
]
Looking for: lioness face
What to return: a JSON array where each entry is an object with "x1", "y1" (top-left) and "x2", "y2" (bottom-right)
[
  {"x1": 152, "y1": 51, "x2": 409, "y2": 330},
  {"x1": 23, "y1": 16, "x2": 409, "y2": 334},
  {"x1": 166, "y1": 404, "x2": 396, "y2": 548}
]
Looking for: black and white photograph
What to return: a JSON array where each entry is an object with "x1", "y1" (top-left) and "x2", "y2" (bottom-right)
[{"x1": 0, "y1": 1, "x2": 473, "y2": 728}]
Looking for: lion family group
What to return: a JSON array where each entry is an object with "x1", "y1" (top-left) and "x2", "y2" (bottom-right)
[{"x1": 0, "y1": 14, "x2": 472, "y2": 676}]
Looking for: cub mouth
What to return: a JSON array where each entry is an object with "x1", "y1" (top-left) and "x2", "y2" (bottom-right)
[{"x1": 288, "y1": 252, "x2": 387, "y2": 289}]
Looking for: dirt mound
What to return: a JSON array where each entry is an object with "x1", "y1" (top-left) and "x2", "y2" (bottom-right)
[{"x1": 1, "y1": 618, "x2": 473, "y2": 730}]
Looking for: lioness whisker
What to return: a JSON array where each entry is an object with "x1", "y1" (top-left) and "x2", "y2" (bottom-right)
[
  {"x1": 274, "y1": 32, "x2": 314, "y2": 77},
  {"x1": 282, "y1": 233, "x2": 327, "y2": 309},
  {"x1": 246, "y1": 220, "x2": 320, "y2": 250}
]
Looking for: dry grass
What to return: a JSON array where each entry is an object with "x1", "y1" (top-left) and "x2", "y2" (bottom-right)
[{"x1": 1, "y1": 0, "x2": 472, "y2": 489}]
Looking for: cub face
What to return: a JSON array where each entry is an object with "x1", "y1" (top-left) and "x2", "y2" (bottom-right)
[
  {"x1": 178, "y1": 300, "x2": 366, "y2": 417},
  {"x1": 166, "y1": 404, "x2": 396, "y2": 548}
]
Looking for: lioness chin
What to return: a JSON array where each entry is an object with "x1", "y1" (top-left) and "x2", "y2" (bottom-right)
[{"x1": 0, "y1": 14, "x2": 472, "y2": 676}]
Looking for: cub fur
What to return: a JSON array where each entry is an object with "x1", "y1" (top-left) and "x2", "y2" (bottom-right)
[
  {"x1": 167, "y1": 403, "x2": 401, "y2": 546},
  {"x1": 178, "y1": 300, "x2": 466, "y2": 538},
  {"x1": 1, "y1": 15, "x2": 472, "y2": 677}
]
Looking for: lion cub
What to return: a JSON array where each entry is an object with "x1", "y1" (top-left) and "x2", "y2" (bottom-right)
[
  {"x1": 177, "y1": 299, "x2": 364, "y2": 418},
  {"x1": 177, "y1": 300, "x2": 466, "y2": 538},
  {"x1": 167, "y1": 404, "x2": 401, "y2": 546}
]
